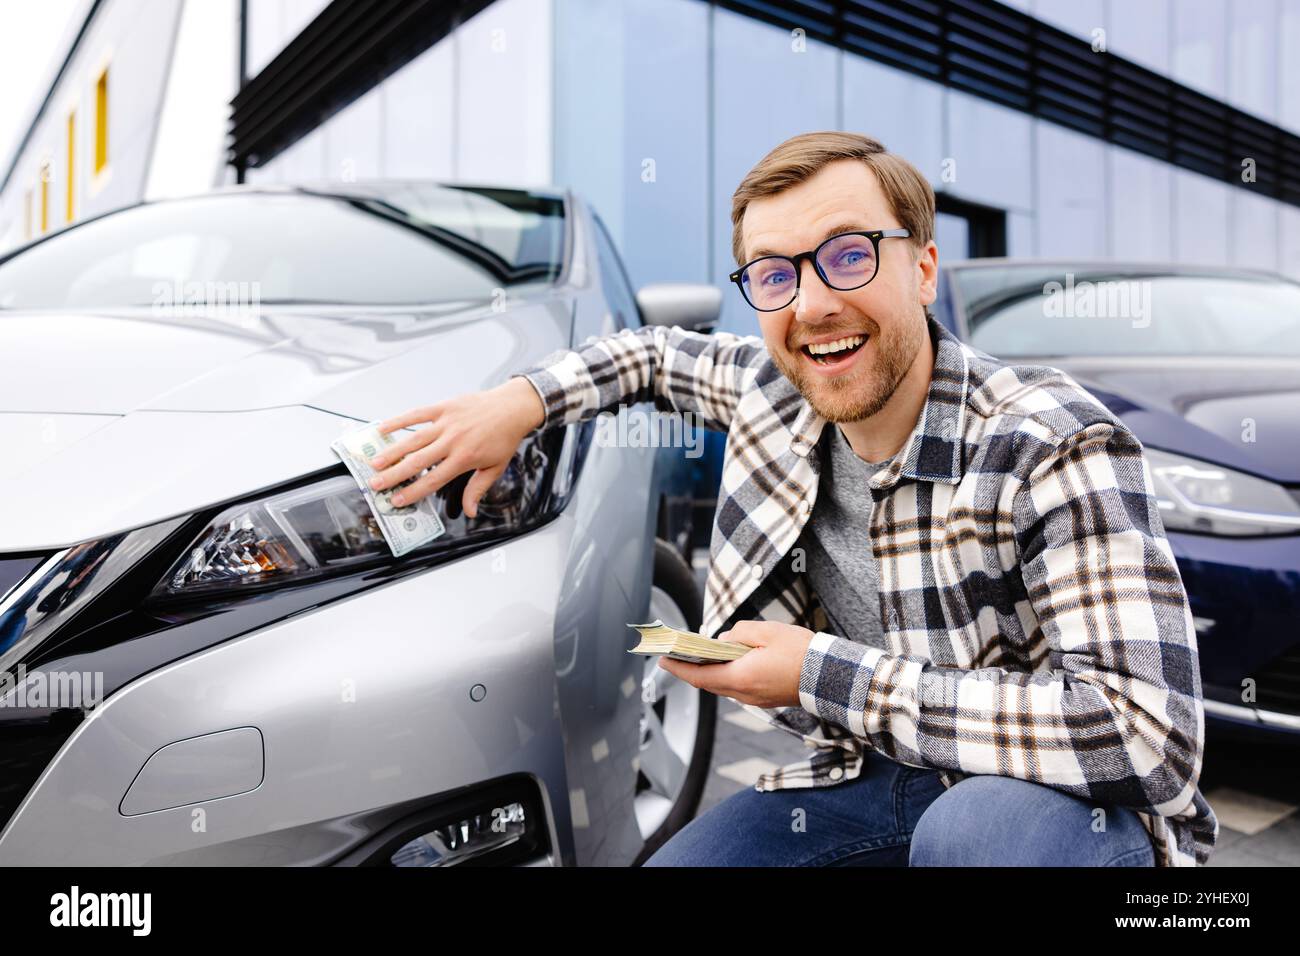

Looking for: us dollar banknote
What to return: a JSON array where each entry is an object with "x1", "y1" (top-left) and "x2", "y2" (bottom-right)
[{"x1": 331, "y1": 423, "x2": 446, "y2": 557}]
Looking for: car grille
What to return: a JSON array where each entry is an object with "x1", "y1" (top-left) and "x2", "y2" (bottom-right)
[
  {"x1": 0, "y1": 711, "x2": 86, "y2": 834},
  {"x1": 0, "y1": 552, "x2": 86, "y2": 837}
]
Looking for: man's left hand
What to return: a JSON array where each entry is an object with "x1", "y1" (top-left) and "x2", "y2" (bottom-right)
[{"x1": 656, "y1": 620, "x2": 815, "y2": 709}]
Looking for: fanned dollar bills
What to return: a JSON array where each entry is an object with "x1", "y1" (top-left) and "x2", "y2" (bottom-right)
[
  {"x1": 331, "y1": 423, "x2": 446, "y2": 557},
  {"x1": 626, "y1": 620, "x2": 751, "y2": 664}
]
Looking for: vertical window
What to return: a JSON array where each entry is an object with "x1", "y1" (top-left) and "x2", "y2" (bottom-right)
[
  {"x1": 40, "y1": 164, "x2": 50, "y2": 233},
  {"x1": 66, "y1": 111, "x2": 76, "y2": 222},
  {"x1": 94, "y1": 67, "x2": 109, "y2": 174}
]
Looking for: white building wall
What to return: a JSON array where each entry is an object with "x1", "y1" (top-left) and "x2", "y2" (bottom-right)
[
  {"x1": 556, "y1": 0, "x2": 712, "y2": 289},
  {"x1": 535, "y1": 0, "x2": 1300, "y2": 327},
  {"x1": 1034, "y1": 122, "x2": 1107, "y2": 259},
  {"x1": 245, "y1": 0, "x2": 332, "y2": 78},
  {"x1": 1108, "y1": 145, "x2": 1173, "y2": 262},
  {"x1": 1172, "y1": 169, "x2": 1231, "y2": 266},
  {"x1": 1171, "y1": 0, "x2": 1229, "y2": 102},
  {"x1": 0, "y1": 0, "x2": 185, "y2": 252},
  {"x1": 4, "y1": 0, "x2": 1298, "y2": 286},
  {"x1": 708, "y1": 6, "x2": 840, "y2": 333},
  {"x1": 146, "y1": 0, "x2": 241, "y2": 201},
  {"x1": 248, "y1": 0, "x2": 551, "y2": 191},
  {"x1": 943, "y1": 90, "x2": 1034, "y2": 215}
]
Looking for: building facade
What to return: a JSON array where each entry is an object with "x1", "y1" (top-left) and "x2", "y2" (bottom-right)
[{"x1": 2, "y1": 0, "x2": 1298, "y2": 332}]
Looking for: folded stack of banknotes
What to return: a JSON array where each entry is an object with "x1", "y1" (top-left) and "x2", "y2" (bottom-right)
[
  {"x1": 626, "y1": 620, "x2": 752, "y2": 664},
  {"x1": 331, "y1": 423, "x2": 446, "y2": 557}
]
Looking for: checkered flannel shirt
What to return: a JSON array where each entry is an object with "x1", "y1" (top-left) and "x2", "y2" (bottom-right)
[{"x1": 512, "y1": 313, "x2": 1218, "y2": 867}]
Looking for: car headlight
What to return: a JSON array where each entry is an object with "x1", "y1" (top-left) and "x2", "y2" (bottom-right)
[
  {"x1": 152, "y1": 423, "x2": 588, "y2": 600},
  {"x1": 1146, "y1": 447, "x2": 1300, "y2": 537}
]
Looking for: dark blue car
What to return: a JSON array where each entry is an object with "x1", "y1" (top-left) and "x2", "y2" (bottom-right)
[{"x1": 935, "y1": 260, "x2": 1300, "y2": 746}]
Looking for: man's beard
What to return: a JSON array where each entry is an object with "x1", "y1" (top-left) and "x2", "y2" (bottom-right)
[{"x1": 771, "y1": 313, "x2": 928, "y2": 424}]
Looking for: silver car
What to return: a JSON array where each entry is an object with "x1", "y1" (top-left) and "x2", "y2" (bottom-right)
[{"x1": 0, "y1": 181, "x2": 721, "y2": 866}]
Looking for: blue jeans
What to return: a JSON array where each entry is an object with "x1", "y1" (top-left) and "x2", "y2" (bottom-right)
[{"x1": 643, "y1": 751, "x2": 1155, "y2": 866}]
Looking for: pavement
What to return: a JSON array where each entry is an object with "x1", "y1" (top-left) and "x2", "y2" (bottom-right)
[{"x1": 690, "y1": 556, "x2": 1300, "y2": 867}]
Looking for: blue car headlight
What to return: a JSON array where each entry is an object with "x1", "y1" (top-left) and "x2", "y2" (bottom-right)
[{"x1": 1146, "y1": 447, "x2": 1300, "y2": 537}]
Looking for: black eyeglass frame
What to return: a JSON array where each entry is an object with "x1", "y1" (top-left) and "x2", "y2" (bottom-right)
[{"x1": 728, "y1": 228, "x2": 912, "y2": 312}]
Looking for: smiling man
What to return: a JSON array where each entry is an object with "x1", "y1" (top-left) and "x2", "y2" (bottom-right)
[{"x1": 366, "y1": 131, "x2": 1218, "y2": 867}]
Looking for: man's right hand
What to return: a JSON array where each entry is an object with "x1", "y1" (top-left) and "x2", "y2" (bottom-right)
[{"x1": 366, "y1": 376, "x2": 546, "y2": 518}]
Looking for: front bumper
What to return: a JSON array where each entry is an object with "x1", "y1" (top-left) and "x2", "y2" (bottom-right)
[
  {"x1": 1170, "y1": 529, "x2": 1300, "y2": 740},
  {"x1": 0, "y1": 519, "x2": 580, "y2": 865}
]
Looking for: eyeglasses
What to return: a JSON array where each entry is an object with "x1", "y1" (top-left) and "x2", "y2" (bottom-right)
[{"x1": 729, "y1": 228, "x2": 911, "y2": 312}]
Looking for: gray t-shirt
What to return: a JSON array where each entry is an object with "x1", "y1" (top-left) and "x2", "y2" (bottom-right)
[{"x1": 796, "y1": 423, "x2": 895, "y2": 649}]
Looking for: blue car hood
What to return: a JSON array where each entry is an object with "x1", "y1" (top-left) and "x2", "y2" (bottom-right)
[{"x1": 1039, "y1": 356, "x2": 1300, "y2": 484}]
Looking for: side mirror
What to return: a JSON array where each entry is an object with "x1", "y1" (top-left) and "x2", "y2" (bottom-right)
[{"x1": 635, "y1": 283, "x2": 722, "y2": 333}]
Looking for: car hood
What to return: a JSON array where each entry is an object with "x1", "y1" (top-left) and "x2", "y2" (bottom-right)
[
  {"x1": 1037, "y1": 356, "x2": 1300, "y2": 484},
  {"x1": 0, "y1": 299, "x2": 570, "y2": 416},
  {"x1": 0, "y1": 300, "x2": 571, "y2": 549}
]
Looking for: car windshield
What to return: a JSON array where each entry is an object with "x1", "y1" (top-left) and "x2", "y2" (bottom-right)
[
  {"x1": 955, "y1": 268, "x2": 1300, "y2": 358},
  {"x1": 0, "y1": 183, "x2": 566, "y2": 310}
]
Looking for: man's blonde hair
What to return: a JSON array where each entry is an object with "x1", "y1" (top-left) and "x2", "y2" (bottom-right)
[{"x1": 730, "y1": 131, "x2": 935, "y2": 267}]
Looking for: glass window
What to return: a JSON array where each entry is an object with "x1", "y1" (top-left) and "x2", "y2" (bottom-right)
[
  {"x1": 957, "y1": 269, "x2": 1300, "y2": 358},
  {"x1": 94, "y1": 67, "x2": 109, "y2": 174},
  {"x1": 39, "y1": 164, "x2": 50, "y2": 234},
  {"x1": 66, "y1": 111, "x2": 75, "y2": 223},
  {"x1": 0, "y1": 184, "x2": 566, "y2": 310}
]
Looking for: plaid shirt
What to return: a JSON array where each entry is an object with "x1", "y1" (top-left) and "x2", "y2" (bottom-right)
[{"x1": 513, "y1": 314, "x2": 1217, "y2": 867}]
